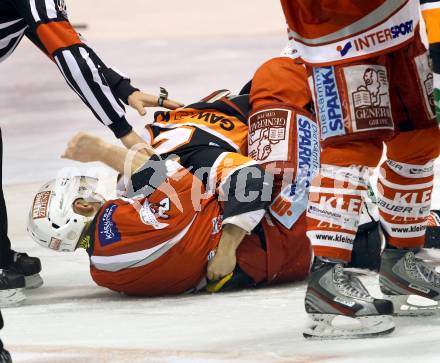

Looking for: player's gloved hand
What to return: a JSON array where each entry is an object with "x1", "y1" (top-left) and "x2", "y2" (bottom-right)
[
  {"x1": 207, "y1": 250, "x2": 237, "y2": 281},
  {"x1": 62, "y1": 132, "x2": 107, "y2": 162},
  {"x1": 128, "y1": 90, "x2": 184, "y2": 116}
]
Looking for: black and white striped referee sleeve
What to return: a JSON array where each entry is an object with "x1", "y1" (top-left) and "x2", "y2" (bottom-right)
[{"x1": 19, "y1": 0, "x2": 135, "y2": 138}]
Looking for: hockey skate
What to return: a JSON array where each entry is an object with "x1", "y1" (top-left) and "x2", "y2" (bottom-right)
[
  {"x1": 380, "y1": 248, "x2": 440, "y2": 316},
  {"x1": 6, "y1": 252, "x2": 43, "y2": 289},
  {"x1": 304, "y1": 261, "x2": 394, "y2": 339},
  {"x1": 0, "y1": 270, "x2": 25, "y2": 308}
]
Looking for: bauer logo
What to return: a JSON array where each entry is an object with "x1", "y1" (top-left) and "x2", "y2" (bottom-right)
[
  {"x1": 98, "y1": 204, "x2": 121, "y2": 245},
  {"x1": 313, "y1": 67, "x2": 345, "y2": 140},
  {"x1": 269, "y1": 115, "x2": 320, "y2": 229},
  {"x1": 32, "y1": 191, "x2": 51, "y2": 219},
  {"x1": 248, "y1": 108, "x2": 291, "y2": 163},
  {"x1": 334, "y1": 297, "x2": 356, "y2": 307},
  {"x1": 344, "y1": 65, "x2": 394, "y2": 132}
]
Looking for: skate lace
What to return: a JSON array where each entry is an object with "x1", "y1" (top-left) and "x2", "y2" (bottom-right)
[
  {"x1": 405, "y1": 252, "x2": 440, "y2": 287},
  {"x1": 333, "y1": 264, "x2": 370, "y2": 299}
]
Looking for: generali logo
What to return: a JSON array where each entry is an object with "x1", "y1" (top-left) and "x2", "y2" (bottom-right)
[
  {"x1": 351, "y1": 67, "x2": 393, "y2": 130},
  {"x1": 248, "y1": 109, "x2": 288, "y2": 161}
]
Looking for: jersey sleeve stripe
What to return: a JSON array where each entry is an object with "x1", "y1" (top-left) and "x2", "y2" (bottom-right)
[
  {"x1": 78, "y1": 47, "x2": 125, "y2": 118},
  {"x1": 60, "y1": 49, "x2": 113, "y2": 125},
  {"x1": 90, "y1": 216, "x2": 197, "y2": 272},
  {"x1": 29, "y1": 0, "x2": 41, "y2": 22},
  {"x1": 0, "y1": 29, "x2": 26, "y2": 63},
  {"x1": 54, "y1": 55, "x2": 88, "y2": 104},
  {"x1": 36, "y1": 21, "x2": 82, "y2": 56},
  {"x1": 44, "y1": 0, "x2": 58, "y2": 19}
]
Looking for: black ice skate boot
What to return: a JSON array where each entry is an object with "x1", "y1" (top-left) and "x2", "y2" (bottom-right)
[
  {"x1": 0, "y1": 337, "x2": 11, "y2": 363},
  {"x1": 6, "y1": 252, "x2": 43, "y2": 289},
  {"x1": 0, "y1": 311, "x2": 12, "y2": 363},
  {"x1": 0, "y1": 346, "x2": 11, "y2": 363},
  {"x1": 425, "y1": 210, "x2": 440, "y2": 249},
  {"x1": 380, "y1": 248, "x2": 440, "y2": 315},
  {"x1": 304, "y1": 258, "x2": 394, "y2": 339},
  {"x1": 0, "y1": 270, "x2": 25, "y2": 308}
]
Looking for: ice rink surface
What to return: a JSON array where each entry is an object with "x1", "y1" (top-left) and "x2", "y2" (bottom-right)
[{"x1": 2, "y1": 2, "x2": 440, "y2": 362}]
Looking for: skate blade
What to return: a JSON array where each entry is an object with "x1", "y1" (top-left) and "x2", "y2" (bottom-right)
[
  {"x1": 385, "y1": 294, "x2": 440, "y2": 316},
  {"x1": 25, "y1": 274, "x2": 44, "y2": 289},
  {"x1": 0, "y1": 288, "x2": 26, "y2": 308},
  {"x1": 303, "y1": 314, "x2": 395, "y2": 340}
]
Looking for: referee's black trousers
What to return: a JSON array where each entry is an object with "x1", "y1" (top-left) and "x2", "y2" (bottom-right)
[{"x1": 0, "y1": 128, "x2": 12, "y2": 269}]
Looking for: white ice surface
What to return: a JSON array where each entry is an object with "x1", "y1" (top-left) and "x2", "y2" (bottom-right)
[{"x1": 2, "y1": 27, "x2": 440, "y2": 363}]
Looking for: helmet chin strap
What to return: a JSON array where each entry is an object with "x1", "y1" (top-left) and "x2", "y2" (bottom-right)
[
  {"x1": 83, "y1": 193, "x2": 106, "y2": 204},
  {"x1": 76, "y1": 221, "x2": 93, "y2": 250}
]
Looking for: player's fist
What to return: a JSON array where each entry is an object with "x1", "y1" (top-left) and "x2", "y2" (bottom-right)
[
  {"x1": 207, "y1": 250, "x2": 237, "y2": 281},
  {"x1": 128, "y1": 90, "x2": 184, "y2": 116},
  {"x1": 62, "y1": 132, "x2": 107, "y2": 163}
]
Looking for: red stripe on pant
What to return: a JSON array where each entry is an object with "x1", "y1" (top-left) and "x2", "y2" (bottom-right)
[
  {"x1": 306, "y1": 169, "x2": 368, "y2": 262},
  {"x1": 377, "y1": 160, "x2": 434, "y2": 249}
]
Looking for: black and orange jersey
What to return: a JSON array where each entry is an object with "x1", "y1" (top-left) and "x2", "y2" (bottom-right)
[
  {"x1": 0, "y1": 0, "x2": 137, "y2": 138},
  {"x1": 145, "y1": 95, "x2": 250, "y2": 156},
  {"x1": 138, "y1": 95, "x2": 270, "y2": 233}
]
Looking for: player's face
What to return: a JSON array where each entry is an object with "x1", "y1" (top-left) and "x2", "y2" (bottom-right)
[{"x1": 72, "y1": 198, "x2": 101, "y2": 217}]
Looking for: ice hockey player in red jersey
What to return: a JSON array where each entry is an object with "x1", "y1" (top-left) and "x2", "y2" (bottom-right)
[
  {"x1": 280, "y1": 0, "x2": 440, "y2": 339},
  {"x1": 25, "y1": 57, "x2": 322, "y2": 297},
  {"x1": 24, "y1": 58, "x2": 319, "y2": 296}
]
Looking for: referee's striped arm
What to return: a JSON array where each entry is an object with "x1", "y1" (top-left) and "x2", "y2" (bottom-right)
[
  {"x1": 421, "y1": 0, "x2": 440, "y2": 122},
  {"x1": 0, "y1": 18, "x2": 28, "y2": 63},
  {"x1": 27, "y1": 0, "x2": 133, "y2": 138}
]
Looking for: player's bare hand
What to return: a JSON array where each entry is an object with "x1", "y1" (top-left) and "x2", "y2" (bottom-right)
[
  {"x1": 207, "y1": 250, "x2": 237, "y2": 281},
  {"x1": 120, "y1": 130, "x2": 156, "y2": 156},
  {"x1": 62, "y1": 132, "x2": 107, "y2": 163},
  {"x1": 128, "y1": 90, "x2": 184, "y2": 116}
]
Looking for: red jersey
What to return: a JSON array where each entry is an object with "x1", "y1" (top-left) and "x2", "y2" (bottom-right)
[
  {"x1": 280, "y1": 0, "x2": 419, "y2": 65},
  {"x1": 84, "y1": 160, "x2": 222, "y2": 296}
]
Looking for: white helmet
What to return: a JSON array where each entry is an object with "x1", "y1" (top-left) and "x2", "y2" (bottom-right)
[{"x1": 27, "y1": 176, "x2": 106, "y2": 252}]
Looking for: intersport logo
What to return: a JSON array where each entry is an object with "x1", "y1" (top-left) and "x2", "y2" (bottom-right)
[{"x1": 337, "y1": 20, "x2": 414, "y2": 57}]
